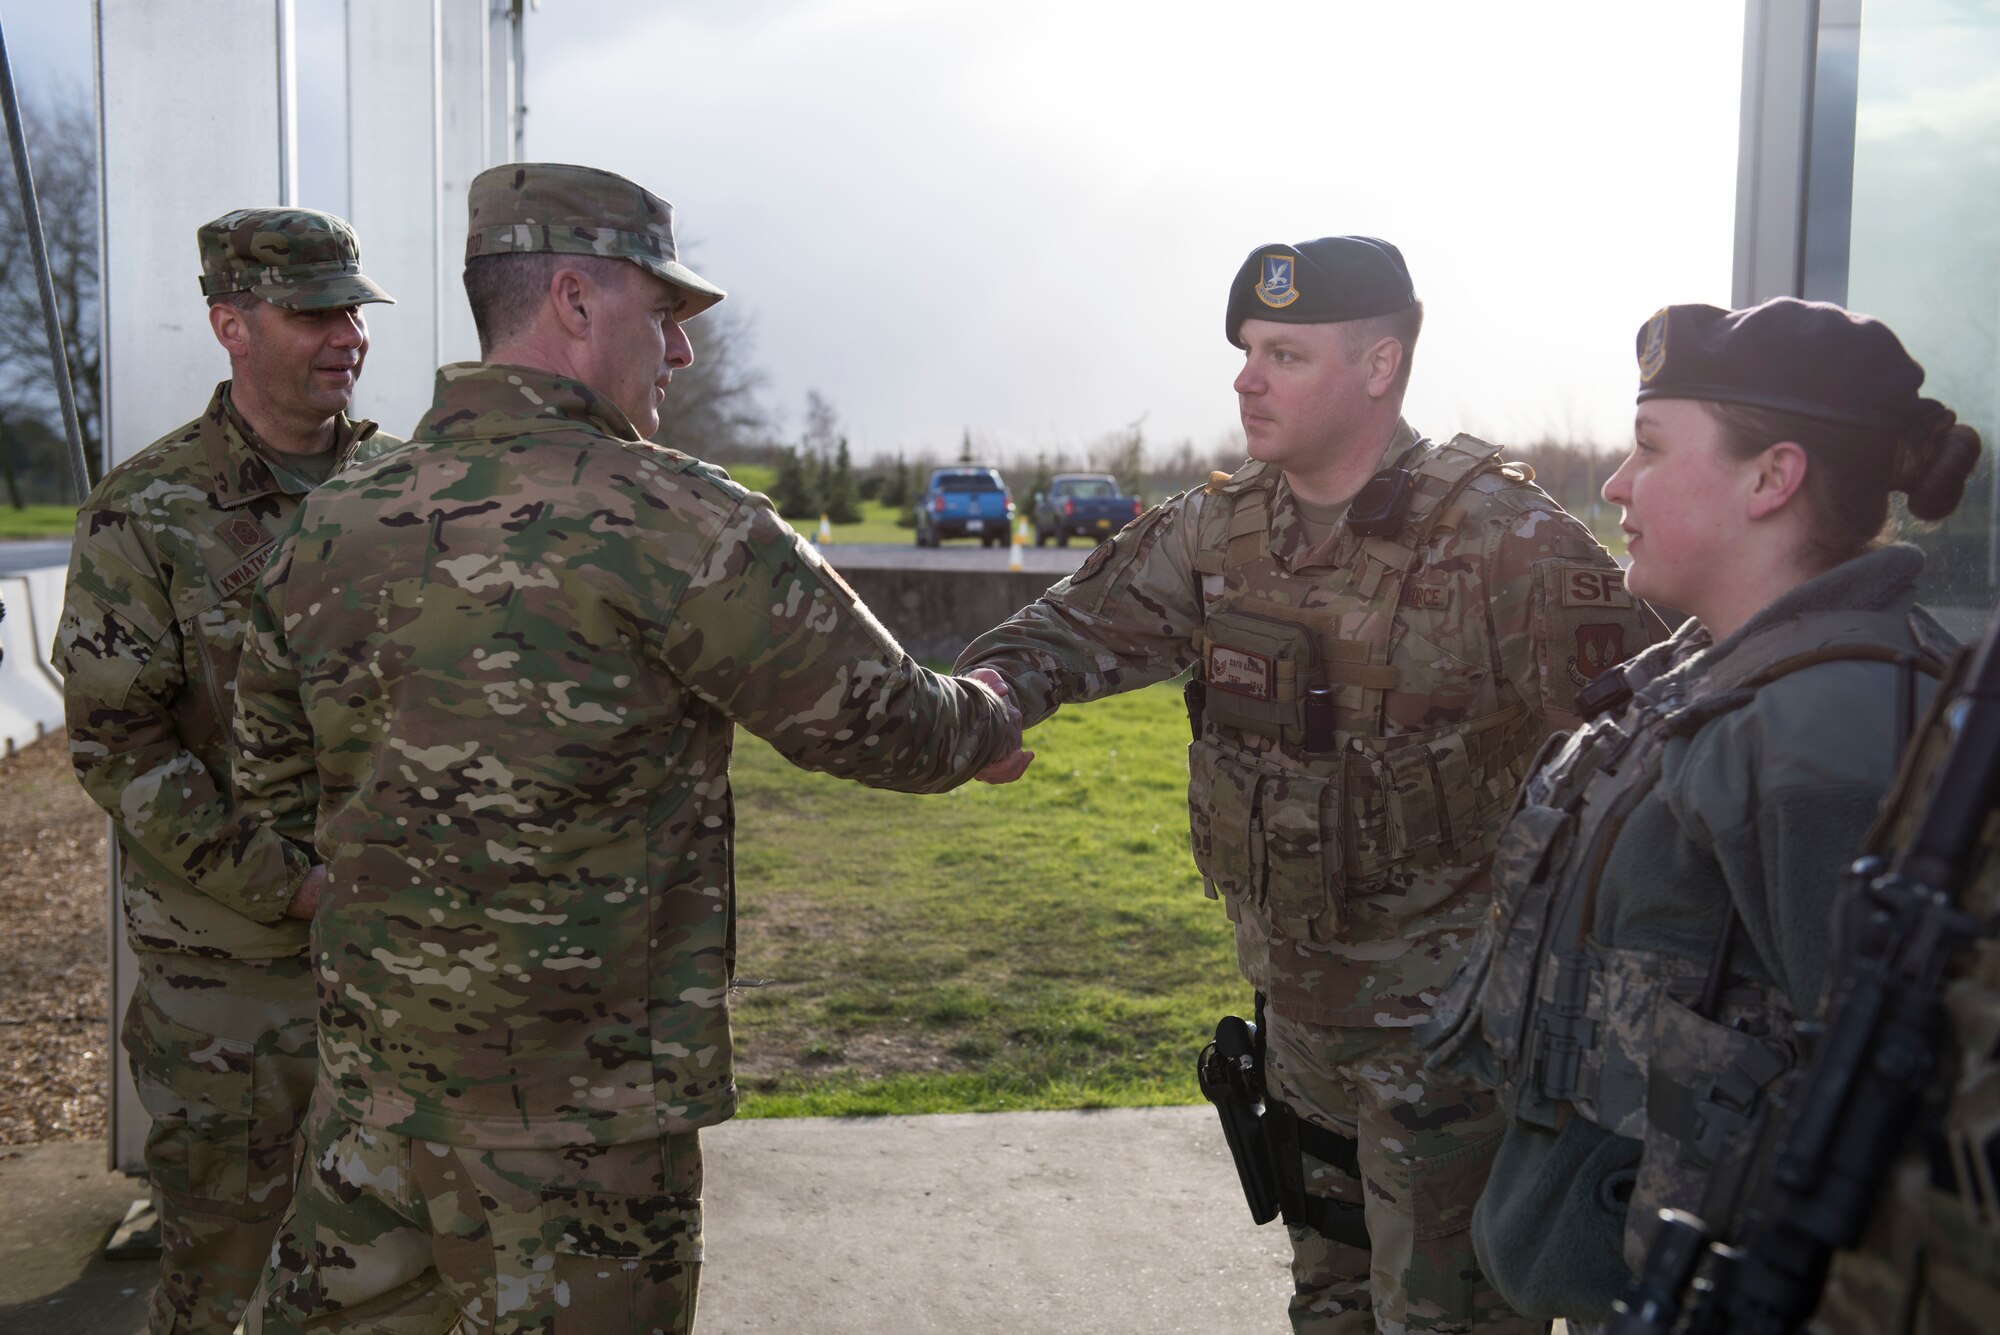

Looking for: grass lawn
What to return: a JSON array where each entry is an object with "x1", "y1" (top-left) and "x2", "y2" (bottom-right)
[
  {"x1": 728, "y1": 678, "x2": 1236, "y2": 1117},
  {"x1": 723, "y1": 461, "x2": 951, "y2": 547},
  {"x1": 0, "y1": 506, "x2": 77, "y2": 540}
]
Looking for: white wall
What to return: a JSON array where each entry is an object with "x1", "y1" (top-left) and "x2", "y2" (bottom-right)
[
  {"x1": 98, "y1": 0, "x2": 292, "y2": 468},
  {"x1": 346, "y1": 0, "x2": 443, "y2": 439},
  {"x1": 93, "y1": 0, "x2": 517, "y2": 1174}
]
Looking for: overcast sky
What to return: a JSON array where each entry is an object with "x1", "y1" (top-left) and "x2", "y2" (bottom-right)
[{"x1": 13, "y1": 0, "x2": 1746, "y2": 462}]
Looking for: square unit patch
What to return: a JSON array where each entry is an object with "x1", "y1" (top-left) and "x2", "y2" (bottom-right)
[
  {"x1": 1559, "y1": 566, "x2": 1634, "y2": 609},
  {"x1": 1207, "y1": 643, "x2": 1275, "y2": 700}
]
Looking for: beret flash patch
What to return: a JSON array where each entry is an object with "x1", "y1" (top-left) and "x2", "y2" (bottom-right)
[
  {"x1": 1256, "y1": 254, "x2": 1300, "y2": 309},
  {"x1": 1638, "y1": 307, "x2": 1670, "y2": 384}
]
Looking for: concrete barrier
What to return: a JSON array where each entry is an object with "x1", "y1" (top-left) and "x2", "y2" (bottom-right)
[
  {"x1": 0, "y1": 567, "x2": 68, "y2": 756},
  {"x1": 836, "y1": 567, "x2": 1060, "y2": 664}
]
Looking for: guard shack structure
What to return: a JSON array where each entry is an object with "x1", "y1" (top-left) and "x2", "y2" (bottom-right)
[{"x1": 96, "y1": 0, "x2": 525, "y2": 1172}]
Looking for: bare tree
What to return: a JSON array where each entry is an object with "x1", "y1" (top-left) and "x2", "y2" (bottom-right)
[
  {"x1": 0, "y1": 83, "x2": 101, "y2": 499},
  {"x1": 1087, "y1": 415, "x2": 1148, "y2": 496},
  {"x1": 651, "y1": 299, "x2": 770, "y2": 464}
]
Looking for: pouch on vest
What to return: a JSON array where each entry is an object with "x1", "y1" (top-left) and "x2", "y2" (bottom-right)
[
  {"x1": 1473, "y1": 803, "x2": 1572, "y2": 1079},
  {"x1": 1199, "y1": 606, "x2": 1319, "y2": 744},
  {"x1": 1187, "y1": 738, "x2": 1342, "y2": 942},
  {"x1": 1347, "y1": 710, "x2": 1532, "y2": 881},
  {"x1": 1626, "y1": 989, "x2": 1795, "y2": 1273}
]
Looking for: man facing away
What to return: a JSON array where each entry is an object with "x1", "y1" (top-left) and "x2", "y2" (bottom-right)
[
  {"x1": 54, "y1": 208, "x2": 398, "y2": 1334},
  {"x1": 230, "y1": 162, "x2": 1025, "y2": 1334},
  {"x1": 958, "y1": 237, "x2": 1663, "y2": 1333}
]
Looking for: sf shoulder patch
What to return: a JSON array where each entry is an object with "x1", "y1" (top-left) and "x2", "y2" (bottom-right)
[
  {"x1": 1536, "y1": 559, "x2": 1656, "y2": 716},
  {"x1": 1558, "y1": 565, "x2": 1634, "y2": 609}
]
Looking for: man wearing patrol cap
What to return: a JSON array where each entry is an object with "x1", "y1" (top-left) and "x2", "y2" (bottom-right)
[
  {"x1": 53, "y1": 207, "x2": 399, "y2": 1335},
  {"x1": 231, "y1": 162, "x2": 1022, "y2": 1334},
  {"x1": 959, "y1": 236, "x2": 1662, "y2": 1332}
]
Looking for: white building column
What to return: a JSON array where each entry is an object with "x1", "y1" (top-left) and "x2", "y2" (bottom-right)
[
  {"x1": 95, "y1": 0, "x2": 297, "y2": 1174},
  {"x1": 345, "y1": 0, "x2": 444, "y2": 439},
  {"x1": 93, "y1": 0, "x2": 518, "y2": 1175}
]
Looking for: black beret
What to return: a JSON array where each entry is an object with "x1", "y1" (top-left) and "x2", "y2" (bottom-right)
[
  {"x1": 1635, "y1": 298, "x2": 1928, "y2": 429},
  {"x1": 1225, "y1": 236, "x2": 1417, "y2": 349}
]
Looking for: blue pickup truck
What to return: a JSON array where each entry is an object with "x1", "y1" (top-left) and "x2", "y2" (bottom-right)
[
  {"x1": 915, "y1": 467, "x2": 1015, "y2": 547},
  {"x1": 1032, "y1": 473, "x2": 1143, "y2": 546}
]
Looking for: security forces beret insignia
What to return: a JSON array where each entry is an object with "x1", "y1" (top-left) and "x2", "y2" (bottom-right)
[
  {"x1": 1634, "y1": 297, "x2": 1931, "y2": 429},
  {"x1": 1256, "y1": 254, "x2": 1300, "y2": 309},
  {"x1": 1226, "y1": 235, "x2": 1417, "y2": 348},
  {"x1": 466, "y1": 162, "x2": 727, "y2": 319},
  {"x1": 1637, "y1": 308, "x2": 1669, "y2": 384},
  {"x1": 198, "y1": 207, "x2": 394, "y2": 309}
]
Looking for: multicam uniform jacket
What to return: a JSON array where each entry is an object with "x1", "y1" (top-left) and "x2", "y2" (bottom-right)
[
  {"x1": 230, "y1": 362, "x2": 1016, "y2": 1150},
  {"x1": 958, "y1": 422, "x2": 1660, "y2": 1025},
  {"x1": 1422, "y1": 543, "x2": 1955, "y2": 1320},
  {"x1": 54, "y1": 382, "x2": 394, "y2": 958}
]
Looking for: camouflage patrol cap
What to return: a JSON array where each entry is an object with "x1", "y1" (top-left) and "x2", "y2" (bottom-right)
[
  {"x1": 465, "y1": 162, "x2": 726, "y2": 318},
  {"x1": 197, "y1": 207, "x2": 394, "y2": 309}
]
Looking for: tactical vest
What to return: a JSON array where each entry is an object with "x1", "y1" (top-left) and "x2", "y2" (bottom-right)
[
  {"x1": 1425, "y1": 601, "x2": 1952, "y2": 1267},
  {"x1": 1186, "y1": 436, "x2": 1540, "y2": 944}
]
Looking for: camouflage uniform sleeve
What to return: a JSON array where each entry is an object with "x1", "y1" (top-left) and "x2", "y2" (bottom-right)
[
  {"x1": 658, "y1": 490, "x2": 1015, "y2": 793},
  {"x1": 230, "y1": 528, "x2": 322, "y2": 865},
  {"x1": 55, "y1": 508, "x2": 311, "y2": 924},
  {"x1": 953, "y1": 490, "x2": 1206, "y2": 726},
  {"x1": 1480, "y1": 485, "x2": 1660, "y2": 731}
]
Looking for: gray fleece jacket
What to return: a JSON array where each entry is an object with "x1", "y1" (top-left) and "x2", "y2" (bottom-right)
[{"x1": 1468, "y1": 544, "x2": 1952, "y2": 1323}]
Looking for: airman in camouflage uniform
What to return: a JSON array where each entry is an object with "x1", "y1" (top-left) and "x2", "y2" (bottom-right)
[
  {"x1": 231, "y1": 163, "x2": 1023, "y2": 1335},
  {"x1": 52, "y1": 207, "x2": 397, "y2": 1335},
  {"x1": 959, "y1": 237, "x2": 1661, "y2": 1333}
]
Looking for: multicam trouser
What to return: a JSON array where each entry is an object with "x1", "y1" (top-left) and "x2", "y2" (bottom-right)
[
  {"x1": 248, "y1": 1094, "x2": 704, "y2": 1334},
  {"x1": 1264, "y1": 1010, "x2": 1544, "y2": 1335},
  {"x1": 121, "y1": 951, "x2": 316, "y2": 1335}
]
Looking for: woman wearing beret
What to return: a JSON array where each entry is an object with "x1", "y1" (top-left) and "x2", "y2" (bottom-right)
[{"x1": 1420, "y1": 297, "x2": 1984, "y2": 1328}]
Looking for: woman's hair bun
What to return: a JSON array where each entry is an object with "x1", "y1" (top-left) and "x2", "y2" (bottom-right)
[{"x1": 1895, "y1": 401, "x2": 1983, "y2": 522}]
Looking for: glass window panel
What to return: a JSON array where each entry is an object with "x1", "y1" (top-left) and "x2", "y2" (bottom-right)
[{"x1": 1843, "y1": 0, "x2": 2000, "y2": 640}]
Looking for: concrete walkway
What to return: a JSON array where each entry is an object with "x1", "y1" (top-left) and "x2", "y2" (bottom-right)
[{"x1": 0, "y1": 1106, "x2": 1293, "y2": 1334}]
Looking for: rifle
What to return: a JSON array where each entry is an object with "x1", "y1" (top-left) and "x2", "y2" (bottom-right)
[{"x1": 1609, "y1": 606, "x2": 2000, "y2": 1335}]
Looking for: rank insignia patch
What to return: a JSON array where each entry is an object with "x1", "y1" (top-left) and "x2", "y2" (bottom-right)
[
  {"x1": 1638, "y1": 307, "x2": 1670, "y2": 384},
  {"x1": 1256, "y1": 253, "x2": 1300, "y2": 309},
  {"x1": 1207, "y1": 643, "x2": 1275, "y2": 700},
  {"x1": 223, "y1": 516, "x2": 268, "y2": 555}
]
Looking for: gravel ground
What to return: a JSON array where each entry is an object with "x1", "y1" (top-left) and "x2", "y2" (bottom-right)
[{"x1": 0, "y1": 736, "x2": 108, "y2": 1146}]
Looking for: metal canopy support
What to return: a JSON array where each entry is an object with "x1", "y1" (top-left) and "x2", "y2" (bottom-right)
[{"x1": 0, "y1": 14, "x2": 93, "y2": 504}]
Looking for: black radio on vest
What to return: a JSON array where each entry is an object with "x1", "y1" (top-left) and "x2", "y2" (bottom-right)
[{"x1": 1346, "y1": 440, "x2": 1429, "y2": 537}]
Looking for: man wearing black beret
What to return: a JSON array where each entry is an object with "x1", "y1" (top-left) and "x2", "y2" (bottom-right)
[{"x1": 961, "y1": 237, "x2": 1661, "y2": 1332}]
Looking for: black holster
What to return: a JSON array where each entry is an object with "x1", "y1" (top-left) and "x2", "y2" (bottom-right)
[{"x1": 1196, "y1": 996, "x2": 1372, "y2": 1249}]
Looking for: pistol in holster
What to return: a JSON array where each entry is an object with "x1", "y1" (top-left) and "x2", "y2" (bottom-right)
[{"x1": 1196, "y1": 1004, "x2": 1372, "y2": 1248}]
